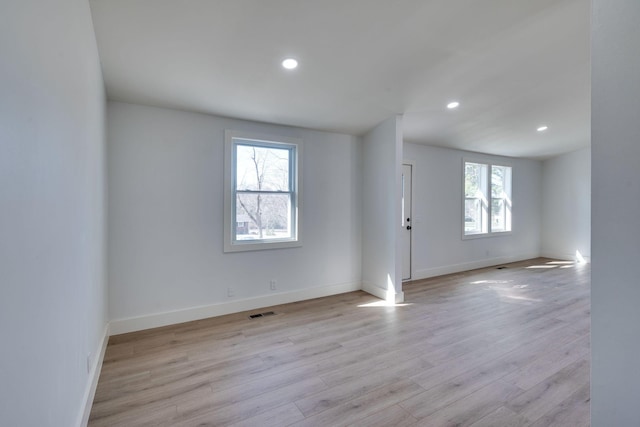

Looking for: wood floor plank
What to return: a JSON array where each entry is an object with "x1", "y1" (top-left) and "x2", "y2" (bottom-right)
[
  {"x1": 349, "y1": 404, "x2": 418, "y2": 427},
  {"x1": 318, "y1": 349, "x2": 432, "y2": 388},
  {"x1": 89, "y1": 258, "x2": 591, "y2": 426},
  {"x1": 227, "y1": 403, "x2": 305, "y2": 427},
  {"x1": 505, "y1": 357, "x2": 590, "y2": 424},
  {"x1": 89, "y1": 403, "x2": 177, "y2": 427},
  {"x1": 296, "y1": 356, "x2": 432, "y2": 417},
  {"x1": 400, "y1": 350, "x2": 524, "y2": 419},
  {"x1": 289, "y1": 379, "x2": 425, "y2": 427},
  {"x1": 415, "y1": 380, "x2": 523, "y2": 426},
  {"x1": 530, "y1": 383, "x2": 591, "y2": 427},
  {"x1": 90, "y1": 382, "x2": 212, "y2": 421},
  {"x1": 173, "y1": 376, "x2": 326, "y2": 426},
  {"x1": 501, "y1": 334, "x2": 590, "y2": 391},
  {"x1": 468, "y1": 406, "x2": 529, "y2": 427}
]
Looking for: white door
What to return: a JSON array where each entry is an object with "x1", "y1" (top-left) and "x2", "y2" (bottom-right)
[{"x1": 402, "y1": 164, "x2": 412, "y2": 281}]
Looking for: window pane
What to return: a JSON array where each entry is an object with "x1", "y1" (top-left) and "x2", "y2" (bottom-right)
[
  {"x1": 465, "y1": 198, "x2": 482, "y2": 233},
  {"x1": 235, "y1": 143, "x2": 290, "y2": 191},
  {"x1": 235, "y1": 193, "x2": 292, "y2": 241},
  {"x1": 464, "y1": 161, "x2": 488, "y2": 235},
  {"x1": 491, "y1": 165, "x2": 512, "y2": 232},
  {"x1": 465, "y1": 162, "x2": 482, "y2": 198},
  {"x1": 491, "y1": 198, "x2": 506, "y2": 231},
  {"x1": 491, "y1": 165, "x2": 508, "y2": 198}
]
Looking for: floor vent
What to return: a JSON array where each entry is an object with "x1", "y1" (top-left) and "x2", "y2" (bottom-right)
[{"x1": 249, "y1": 311, "x2": 276, "y2": 319}]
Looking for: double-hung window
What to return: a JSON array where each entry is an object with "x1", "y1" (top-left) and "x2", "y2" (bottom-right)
[
  {"x1": 463, "y1": 160, "x2": 512, "y2": 237},
  {"x1": 224, "y1": 130, "x2": 302, "y2": 252}
]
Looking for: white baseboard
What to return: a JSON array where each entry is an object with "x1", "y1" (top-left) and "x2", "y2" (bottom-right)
[
  {"x1": 541, "y1": 251, "x2": 591, "y2": 264},
  {"x1": 109, "y1": 281, "x2": 362, "y2": 335},
  {"x1": 77, "y1": 324, "x2": 109, "y2": 427},
  {"x1": 412, "y1": 253, "x2": 540, "y2": 281},
  {"x1": 362, "y1": 282, "x2": 405, "y2": 303}
]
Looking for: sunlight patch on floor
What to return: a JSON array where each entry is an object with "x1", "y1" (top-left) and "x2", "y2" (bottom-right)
[
  {"x1": 526, "y1": 258, "x2": 587, "y2": 270},
  {"x1": 470, "y1": 280, "x2": 513, "y2": 285},
  {"x1": 503, "y1": 294, "x2": 542, "y2": 302},
  {"x1": 358, "y1": 300, "x2": 413, "y2": 308}
]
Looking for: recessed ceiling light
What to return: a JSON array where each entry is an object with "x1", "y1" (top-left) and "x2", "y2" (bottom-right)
[
  {"x1": 447, "y1": 101, "x2": 460, "y2": 109},
  {"x1": 282, "y1": 58, "x2": 298, "y2": 70},
  {"x1": 537, "y1": 125, "x2": 548, "y2": 132}
]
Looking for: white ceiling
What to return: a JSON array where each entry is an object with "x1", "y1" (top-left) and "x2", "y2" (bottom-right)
[{"x1": 89, "y1": 0, "x2": 590, "y2": 159}]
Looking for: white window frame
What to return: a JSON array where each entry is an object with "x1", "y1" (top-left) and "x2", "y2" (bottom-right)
[
  {"x1": 224, "y1": 130, "x2": 303, "y2": 252},
  {"x1": 462, "y1": 158, "x2": 512, "y2": 239}
]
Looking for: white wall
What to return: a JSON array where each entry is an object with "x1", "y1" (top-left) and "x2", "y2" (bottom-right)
[
  {"x1": 361, "y1": 116, "x2": 404, "y2": 302},
  {"x1": 107, "y1": 102, "x2": 362, "y2": 332},
  {"x1": 541, "y1": 148, "x2": 591, "y2": 261},
  {"x1": 403, "y1": 143, "x2": 542, "y2": 279},
  {"x1": 0, "y1": 1, "x2": 107, "y2": 426},
  {"x1": 591, "y1": 1, "x2": 640, "y2": 424}
]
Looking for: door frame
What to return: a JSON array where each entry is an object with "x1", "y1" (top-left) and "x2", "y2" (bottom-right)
[{"x1": 402, "y1": 161, "x2": 414, "y2": 281}]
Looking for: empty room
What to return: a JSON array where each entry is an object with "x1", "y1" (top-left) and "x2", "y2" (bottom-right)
[{"x1": 2, "y1": 0, "x2": 639, "y2": 426}]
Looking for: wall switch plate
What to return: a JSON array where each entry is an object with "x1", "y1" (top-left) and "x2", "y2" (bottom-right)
[{"x1": 227, "y1": 288, "x2": 235, "y2": 297}]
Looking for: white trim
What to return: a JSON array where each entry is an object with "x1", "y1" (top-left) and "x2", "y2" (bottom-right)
[
  {"x1": 412, "y1": 253, "x2": 540, "y2": 281},
  {"x1": 462, "y1": 230, "x2": 513, "y2": 240},
  {"x1": 462, "y1": 158, "x2": 513, "y2": 239},
  {"x1": 402, "y1": 161, "x2": 415, "y2": 281},
  {"x1": 76, "y1": 324, "x2": 109, "y2": 427},
  {"x1": 362, "y1": 282, "x2": 386, "y2": 300},
  {"x1": 541, "y1": 251, "x2": 591, "y2": 264},
  {"x1": 223, "y1": 129, "x2": 303, "y2": 253},
  {"x1": 109, "y1": 281, "x2": 361, "y2": 335},
  {"x1": 362, "y1": 282, "x2": 405, "y2": 303}
]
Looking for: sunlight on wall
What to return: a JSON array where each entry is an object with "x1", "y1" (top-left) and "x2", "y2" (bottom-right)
[{"x1": 386, "y1": 274, "x2": 396, "y2": 302}]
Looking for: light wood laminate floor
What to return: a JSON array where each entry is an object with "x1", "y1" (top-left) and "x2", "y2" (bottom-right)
[{"x1": 89, "y1": 258, "x2": 590, "y2": 426}]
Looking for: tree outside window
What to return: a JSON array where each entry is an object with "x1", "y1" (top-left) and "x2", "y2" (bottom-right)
[{"x1": 235, "y1": 144, "x2": 291, "y2": 240}]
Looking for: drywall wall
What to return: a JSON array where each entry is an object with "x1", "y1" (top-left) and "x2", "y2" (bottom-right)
[
  {"x1": 0, "y1": 1, "x2": 108, "y2": 426},
  {"x1": 542, "y1": 147, "x2": 591, "y2": 262},
  {"x1": 107, "y1": 102, "x2": 362, "y2": 331},
  {"x1": 361, "y1": 116, "x2": 404, "y2": 301},
  {"x1": 403, "y1": 143, "x2": 542, "y2": 278},
  {"x1": 362, "y1": 116, "x2": 404, "y2": 302},
  {"x1": 592, "y1": 1, "x2": 640, "y2": 424}
]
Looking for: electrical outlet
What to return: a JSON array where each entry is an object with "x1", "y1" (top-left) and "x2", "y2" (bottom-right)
[
  {"x1": 227, "y1": 288, "x2": 235, "y2": 297},
  {"x1": 269, "y1": 280, "x2": 277, "y2": 290}
]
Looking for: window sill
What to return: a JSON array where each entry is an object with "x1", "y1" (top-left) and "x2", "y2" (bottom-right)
[
  {"x1": 462, "y1": 231, "x2": 512, "y2": 240},
  {"x1": 223, "y1": 239, "x2": 302, "y2": 253}
]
